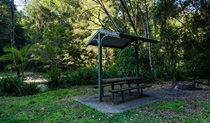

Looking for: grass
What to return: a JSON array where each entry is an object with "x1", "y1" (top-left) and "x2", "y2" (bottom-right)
[{"x1": 0, "y1": 85, "x2": 210, "y2": 123}]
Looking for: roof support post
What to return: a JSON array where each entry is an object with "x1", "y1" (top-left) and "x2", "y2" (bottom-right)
[
  {"x1": 97, "y1": 33, "x2": 103, "y2": 102},
  {"x1": 135, "y1": 41, "x2": 139, "y2": 77}
]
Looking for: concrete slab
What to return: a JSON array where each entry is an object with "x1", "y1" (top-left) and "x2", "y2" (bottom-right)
[{"x1": 75, "y1": 89, "x2": 170, "y2": 113}]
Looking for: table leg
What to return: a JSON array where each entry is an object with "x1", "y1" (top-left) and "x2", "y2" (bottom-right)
[
  {"x1": 112, "y1": 92, "x2": 115, "y2": 99},
  {"x1": 102, "y1": 87, "x2": 104, "y2": 97},
  {"x1": 111, "y1": 82, "x2": 114, "y2": 90},
  {"x1": 136, "y1": 79, "x2": 140, "y2": 93},
  {"x1": 141, "y1": 88, "x2": 143, "y2": 96},
  {"x1": 120, "y1": 84, "x2": 123, "y2": 88},
  {"x1": 121, "y1": 91, "x2": 124, "y2": 102},
  {"x1": 128, "y1": 81, "x2": 131, "y2": 95}
]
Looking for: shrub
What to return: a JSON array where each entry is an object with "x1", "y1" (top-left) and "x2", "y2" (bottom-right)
[
  {"x1": 103, "y1": 65, "x2": 123, "y2": 78},
  {"x1": 140, "y1": 70, "x2": 157, "y2": 83},
  {"x1": 0, "y1": 77, "x2": 23, "y2": 95},
  {"x1": 63, "y1": 66, "x2": 98, "y2": 86},
  {"x1": 146, "y1": 66, "x2": 187, "y2": 82},
  {"x1": 0, "y1": 76, "x2": 39, "y2": 96},
  {"x1": 47, "y1": 69, "x2": 62, "y2": 88},
  {"x1": 64, "y1": 64, "x2": 137, "y2": 86},
  {"x1": 22, "y1": 83, "x2": 39, "y2": 95},
  {"x1": 114, "y1": 47, "x2": 136, "y2": 77}
]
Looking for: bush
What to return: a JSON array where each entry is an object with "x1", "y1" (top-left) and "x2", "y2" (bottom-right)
[
  {"x1": 103, "y1": 65, "x2": 123, "y2": 78},
  {"x1": 144, "y1": 66, "x2": 187, "y2": 82},
  {"x1": 63, "y1": 65, "x2": 137, "y2": 86},
  {"x1": 22, "y1": 83, "x2": 39, "y2": 95},
  {"x1": 0, "y1": 76, "x2": 39, "y2": 96},
  {"x1": 114, "y1": 47, "x2": 136, "y2": 77},
  {"x1": 63, "y1": 66, "x2": 98, "y2": 86},
  {"x1": 140, "y1": 70, "x2": 157, "y2": 83},
  {"x1": 0, "y1": 77, "x2": 23, "y2": 95},
  {"x1": 47, "y1": 69, "x2": 62, "y2": 88}
]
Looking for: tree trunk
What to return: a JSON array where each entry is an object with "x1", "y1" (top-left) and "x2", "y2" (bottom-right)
[
  {"x1": 10, "y1": 0, "x2": 15, "y2": 49},
  {"x1": 9, "y1": 0, "x2": 18, "y2": 77},
  {"x1": 119, "y1": 0, "x2": 137, "y2": 33},
  {"x1": 135, "y1": 0, "x2": 145, "y2": 67},
  {"x1": 104, "y1": 48, "x2": 110, "y2": 68},
  {"x1": 144, "y1": 0, "x2": 153, "y2": 71}
]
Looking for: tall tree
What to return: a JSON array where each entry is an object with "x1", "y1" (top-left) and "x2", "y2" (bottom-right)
[
  {"x1": 22, "y1": 0, "x2": 94, "y2": 71},
  {"x1": 118, "y1": 0, "x2": 157, "y2": 71},
  {"x1": 153, "y1": 0, "x2": 210, "y2": 78},
  {"x1": 0, "y1": 0, "x2": 27, "y2": 73},
  {"x1": 9, "y1": 0, "x2": 20, "y2": 76},
  {"x1": 0, "y1": 0, "x2": 11, "y2": 53}
]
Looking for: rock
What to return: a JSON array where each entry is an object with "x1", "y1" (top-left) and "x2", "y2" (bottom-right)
[
  {"x1": 172, "y1": 81, "x2": 195, "y2": 90},
  {"x1": 37, "y1": 84, "x2": 48, "y2": 92}
]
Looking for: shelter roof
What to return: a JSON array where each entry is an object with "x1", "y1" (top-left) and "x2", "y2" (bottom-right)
[{"x1": 86, "y1": 29, "x2": 157, "y2": 49}]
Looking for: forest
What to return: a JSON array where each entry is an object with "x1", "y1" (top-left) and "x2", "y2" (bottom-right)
[
  {"x1": 0, "y1": 0, "x2": 210, "y2": 92},
  {"x1": 0, "y1": 0, "x2": 210, "y2": 122}
]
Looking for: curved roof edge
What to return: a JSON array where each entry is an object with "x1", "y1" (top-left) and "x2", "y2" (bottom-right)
[{"x1": 86, "y1": 29, "x2": 157, "y2": 49}]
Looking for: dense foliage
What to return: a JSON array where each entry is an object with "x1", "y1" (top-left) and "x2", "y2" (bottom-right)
[
  {"x1": 0, "y1": 0, "x2": 209, "y2": 86},
  {"x1": 0, "y1": 76, "x2": 39, "y2": 96},
  {"x1": 0, "y1": 0, "x2": 27, "y2": 72}
]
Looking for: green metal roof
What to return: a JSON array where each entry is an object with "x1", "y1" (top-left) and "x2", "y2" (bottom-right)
[{"x1": 86, "y1": 29, "x2": 157, "y2": 49}]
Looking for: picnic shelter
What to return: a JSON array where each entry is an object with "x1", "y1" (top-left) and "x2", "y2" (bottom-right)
[{"x1": 86, "y1": 29, "x2": 157, "y2": 102}]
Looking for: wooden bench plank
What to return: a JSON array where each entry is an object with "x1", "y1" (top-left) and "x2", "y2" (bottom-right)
[
  {"x1": 109, "y1": 85, "x2": 151, "y2": 93},
  {"x1": 92, "y1": 84, "x2": 112, "y2": 89},
  {"x1": 102, "y1": 77, "x2": 142, "y2": 82},
  {"x1": 91, "y1": 81, "x2": 129, "y2": 89},
  {"x1": 91, "y1": 81, "x2": 130, "y2": 97},
  {"x1": 109, "y1": 84, "x2": 152, "y2": 102}
]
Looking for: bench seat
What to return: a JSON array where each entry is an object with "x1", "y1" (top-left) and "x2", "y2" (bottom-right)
[
  {"x1": 91, "y1": 81, "x2": 129, "y2": 89},
  {"x1": 109, "y1": 84, "x2": 152, "y2": 102}
]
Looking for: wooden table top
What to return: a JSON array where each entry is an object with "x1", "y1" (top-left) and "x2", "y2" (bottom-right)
[{"x1": 102, "y1": 77, "x2": 142, "y2": 83}]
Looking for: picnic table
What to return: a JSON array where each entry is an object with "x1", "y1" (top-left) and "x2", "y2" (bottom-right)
[
  {"x1": 92, "y1": 77, "x2": 151, "y2": 102},
  {"x1": 103, "y1": 77, "x2": 141, "y2": 89}
]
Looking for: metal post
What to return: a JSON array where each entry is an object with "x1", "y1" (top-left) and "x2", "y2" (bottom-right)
[
  {"x1": 135, "y1": 41, "x2": 140, "y2": 93},
  {"x1": 135, "y1": 41, "x2": 139, "y2": 77},
  {"x1": 98, "y1": 34, "x2": 103, "y2": 102}
]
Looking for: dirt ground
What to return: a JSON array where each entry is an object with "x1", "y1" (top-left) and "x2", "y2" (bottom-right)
[
  {"x1": 77, "y1": 81, "x2": 210, "y2": 113},
  {"x1": 147, "y1": 82, "x2": 210, "y2": 100}
]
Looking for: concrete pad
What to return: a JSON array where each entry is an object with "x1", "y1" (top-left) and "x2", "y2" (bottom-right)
[{"x1": 75, "y1": 89, "x2": 170, "y2": 113}]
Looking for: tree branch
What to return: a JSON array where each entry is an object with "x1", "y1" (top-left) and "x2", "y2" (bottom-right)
[
  {"x1": 119, "y1": 0, "x2": 137, "y2": 34},
  {"x1": 94, "y1": 0, "x2": 119, "y2": 31}
]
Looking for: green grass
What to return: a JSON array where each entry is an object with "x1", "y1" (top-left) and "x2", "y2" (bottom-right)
[{"x1": 0, "y1": 85, "x2": 210, "y2": 123}]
